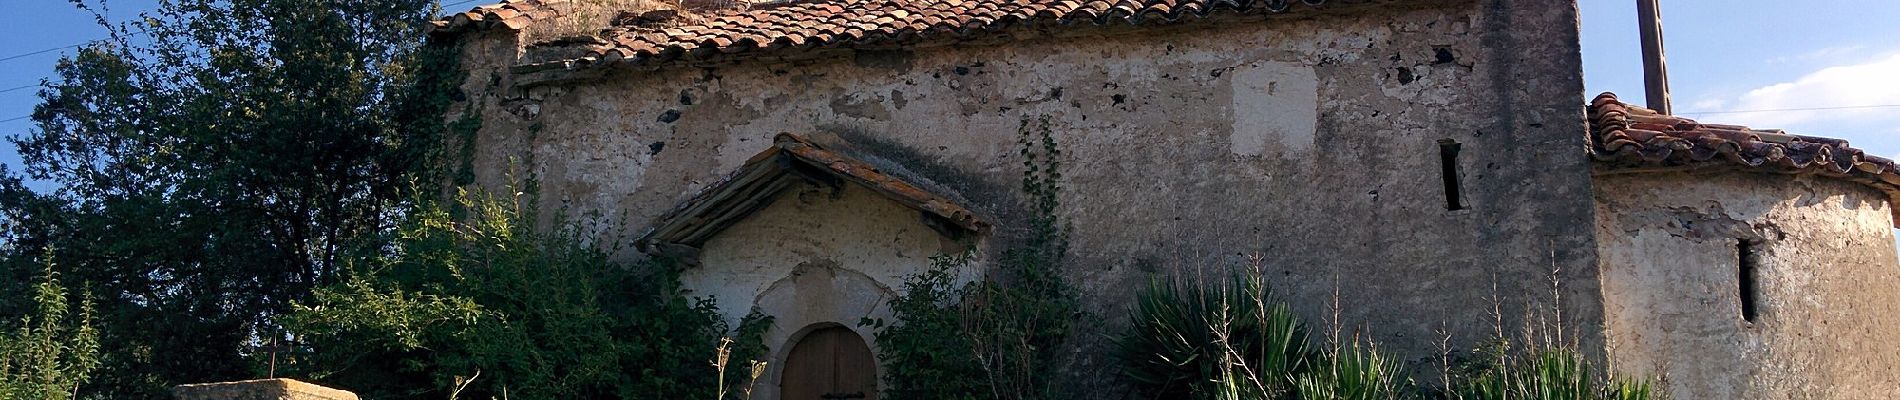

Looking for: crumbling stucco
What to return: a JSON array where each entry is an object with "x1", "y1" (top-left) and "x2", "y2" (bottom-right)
[
  {"x1": 451, "y1": 0, "x2": 1596, "y2": 396},
  {"x1": 1595, "y1": 171, "x2": 1900, "y2": 399}
]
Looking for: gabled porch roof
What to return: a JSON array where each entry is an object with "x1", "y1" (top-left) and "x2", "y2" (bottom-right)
[{"x1": 638, "y1": 133, "x2": 990, "y2": 252}]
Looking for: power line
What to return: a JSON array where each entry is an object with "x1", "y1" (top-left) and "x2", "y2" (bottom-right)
[
  {"x1": 0, "y1": 115, "x2": 29, "y2": 124},
  {"x1": 0, "y1": 44, "x2": 85, "y2": 64},
  {"x1": 1681, "y1": 104, "x2": 1900, "y2": 115},
  {"x1": 0, "y1": 83, "x2": 39, "y2": 93},
  {"x1": 5, "y1": 0, "x2": 482, "y2": 63}
]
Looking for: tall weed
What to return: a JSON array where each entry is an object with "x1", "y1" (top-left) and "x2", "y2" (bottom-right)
[
  {"x1": 0, "y1": 252, "x2": 101, "y2": 400},
  {"x1": 1448, "y1": 343, "x2": 1653, "y2": 400},
  {"x1": 1117, "y1": 266, "x2": 1655, "y2": 400}
]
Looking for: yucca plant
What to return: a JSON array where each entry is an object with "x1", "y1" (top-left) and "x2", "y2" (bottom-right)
[
  {"x1": 1294, "y1": 338, "x2": 1414, "y2": 400},
  {"x1": 1115, "y1": 268, "x2": 1311, "y2": 399}
]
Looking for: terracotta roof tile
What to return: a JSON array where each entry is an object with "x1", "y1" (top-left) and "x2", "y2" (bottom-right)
[
  {"x1": 433, "y1": 0, "x2": 571, "y2": 32},
  {"x1": 1589, "y1": 92, "x2": 1900, "y2": 224},
  {"x1": 459, "y1": 0, "x2": 1365, "y2": 67}
]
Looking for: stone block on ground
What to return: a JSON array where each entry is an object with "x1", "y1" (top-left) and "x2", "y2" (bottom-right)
[{"x1": 171, "y1": 378, "x2": 358, "y2": 400}]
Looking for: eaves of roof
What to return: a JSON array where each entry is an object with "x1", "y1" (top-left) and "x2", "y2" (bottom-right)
[
  {"x1": 437, "y1": 0, "x2": 1404, "y2": 72},
  {"x1": 1588, "y1": 92, "x2": 1900, "y2": 226}
]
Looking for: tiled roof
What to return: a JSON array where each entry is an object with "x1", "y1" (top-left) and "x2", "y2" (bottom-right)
[
  {"x1": 638, "y1": 133, "x2": 990, "y2": 253},
  {"x1": 435, "y1": 0, "x2": 569, "y2": 32},
  {"x1": 1588, "y1": 92, "x2": 1900, "y2": 210},
  {"x1": 440, "y1": 0, "x2": 1368, "y2": 67}
]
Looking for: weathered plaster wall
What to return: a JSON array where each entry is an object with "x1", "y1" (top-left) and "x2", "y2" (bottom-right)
[
  {"x1": 452, "y1": 0, "x2": 1595, "y2": 394},
  {"x1": 692, "y1": 183, "x2": 974, "y2": 400},
  {"x1": 1595, "y1": 171, "x2": 1900, "y2": 399}
]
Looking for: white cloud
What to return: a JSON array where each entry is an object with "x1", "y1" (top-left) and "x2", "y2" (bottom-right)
[
  {"x1": 1687, "y1": 98, "x2": 1727, "y2": 112},
  {"x1": 1684, "y1": 53, "x2": 1900, "y2": 129},
  {"x1": 1767, "y1": 45, "x2": 1868, "y2": 65}
]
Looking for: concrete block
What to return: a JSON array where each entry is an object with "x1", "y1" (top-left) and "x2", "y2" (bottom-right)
[{"x1": 171, "y1": 378, "x2": 358, "y2": 400}]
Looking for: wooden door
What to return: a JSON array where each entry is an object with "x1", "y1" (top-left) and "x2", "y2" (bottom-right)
[{"x1": 780, "y1": 326, "x2": 877, "y2": 400}]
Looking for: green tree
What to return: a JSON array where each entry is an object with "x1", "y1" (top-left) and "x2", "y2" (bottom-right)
[
  {"x1": 0, "y1": 253, "x2": 101, "y2": 400},
  {"x1": 0, "y1": 0, "x2": 451, "y2": 396}
]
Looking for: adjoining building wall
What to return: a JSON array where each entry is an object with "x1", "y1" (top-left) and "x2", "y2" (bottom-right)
[
  {"x1": 1595, "y1": 171, "x2": 1900, "y2": 399},
  {"x1": 449, "y1": 0, "x2": 1594, "y2": 393}
]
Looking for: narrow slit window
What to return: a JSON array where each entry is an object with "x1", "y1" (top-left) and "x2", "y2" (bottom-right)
[
  {"x1": 1738, "y1": 239, "x2": 1760, "y2": 323},
  {"x1": 1437, "y1": 139, "x2": 1465, "y2": 210}
]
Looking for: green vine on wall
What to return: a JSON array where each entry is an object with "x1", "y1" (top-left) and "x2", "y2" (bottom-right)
[
  {"x1": 1017, "y1": 115, "x2": 1067, "y2": 270},
  {"x1": 449, "y1": 111, "x2": 483, "y2": 188}
]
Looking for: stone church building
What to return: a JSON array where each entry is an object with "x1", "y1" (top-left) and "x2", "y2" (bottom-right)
[{"x1": 433, "y1": 0, "x2": 1900, "y2": 398}]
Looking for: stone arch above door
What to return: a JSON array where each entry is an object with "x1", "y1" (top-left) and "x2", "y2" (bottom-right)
[{"x1": 748, "y1": 259, "x2": 893, "y2": 400}]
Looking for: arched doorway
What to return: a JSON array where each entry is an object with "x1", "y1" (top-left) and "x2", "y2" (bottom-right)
[{"x1": 780, "y1": 325, "x2": 877, "y2": 400}]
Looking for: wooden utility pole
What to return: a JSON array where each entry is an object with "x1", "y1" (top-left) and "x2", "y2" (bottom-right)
[{"x1": 1637, "y1": 0, "x2": 1672, "y2": 114}]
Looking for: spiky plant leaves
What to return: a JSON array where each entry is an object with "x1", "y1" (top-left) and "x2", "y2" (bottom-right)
[{"x1": 1115, "y1": 268, "x2": 1312, "y2": 399}]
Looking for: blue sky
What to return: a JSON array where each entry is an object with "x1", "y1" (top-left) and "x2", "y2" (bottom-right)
[
  {"x1": 1581, "y1": 0, "x2": 1900, "y2": 161},
  {"x1": 3, "y1": 1, "x2": 1900, "y2": 176}
]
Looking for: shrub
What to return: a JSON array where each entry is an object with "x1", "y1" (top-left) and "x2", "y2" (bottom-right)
[
  {"x1": 288, "y1": 188, "x2": 769, "y2": 399},
  {"x1": 865, "y1": 253, "x2": 986, "y2": 399},
  {"x1": 867, "y1": 116, "x2": 1084, "y2": 400},
  {"x1": 870, "y1": 248, "x2": 1083, "y2": 400},
  {"x1": 958, "y1": 252, "x2": 1082, "y2": 399}
]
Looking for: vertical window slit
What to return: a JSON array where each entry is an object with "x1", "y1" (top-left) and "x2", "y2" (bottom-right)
[
  {"x1": 1738, "y1": 239, "x2": 1760, "y2": 323},
  {"x1": 1437, "y1": 139, "x2": 1465, "y2": 210}
]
